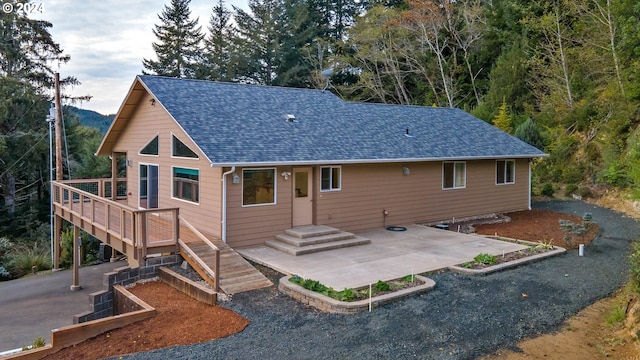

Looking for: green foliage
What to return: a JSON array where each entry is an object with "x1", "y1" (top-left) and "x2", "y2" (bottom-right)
[
  {"x1": 142, "y1": 0, "x2": 204, "y2": 78},
  {"x1": 473, "y1": 253, "x2": 497, "y2": 265},
  {"x1": 7, "y1": 240, "x2": 51, "y2": 278},
  {"x1": 514, "y1": 118, "x2": 545, "y2": 150},
  {"x1": 22, "y1": 336, "x2": 46, "y2": 351},
  {"x1": 564, "y1": 183, "x2": 578, "y2": 196},
  {"x1": 541, "y1": 183, "x2": 554, "y2": 197},
  {"x1": 605, "y1": 303, "x2": 627, "y2": 327},
  {"x1": 374, "y1": 280, "x2": 391, "y2": 292},
  {"x1": 629, "y1": 242, "x2": 640, "y2": 290},
  {"x1": 492, "y1": 98, "x2": 513, "y2": 133}
]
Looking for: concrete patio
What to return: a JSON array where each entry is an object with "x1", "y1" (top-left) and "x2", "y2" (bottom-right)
[{"x1": 238, "y1": 224, "x2": 529, "y2": 290}]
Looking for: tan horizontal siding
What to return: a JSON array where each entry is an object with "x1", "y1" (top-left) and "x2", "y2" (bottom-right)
[
  {"x1": 226, "y1": 166, "x2": 293, "y2": 248},
  {"x1": 316, "y1": 160, "x2": 530, "y2": 234},
  {"x1": 111, "y1": 92, "x2": 222, "y2": 237}
]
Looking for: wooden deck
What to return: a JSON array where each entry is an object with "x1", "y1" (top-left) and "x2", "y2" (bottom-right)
[{"x1": 53, "y1": 180, "x2": 272, "y2": 295}]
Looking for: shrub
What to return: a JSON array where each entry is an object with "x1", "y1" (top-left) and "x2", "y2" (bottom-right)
[
  {"x1": 474, "y1": 253, "x2": 497, "y2": 265},
  {"x1": 541, "y1": 183, "x2": 554, "y2": 197},
  {"x1": 578, "y1": 186, "x2": 592, "y2": 198},
  {"x1": 564, "y1": 183, "x2": 578, "y2": 196},
  {"x1": 374, "y1": 280, "x2": 391, "y2": 292},
  {"x1": 7, "y1": 241, "x2": 51, "y2": 278},
  {"x1": 629, "y1": 242, "x2": 640, "y2": 290}
]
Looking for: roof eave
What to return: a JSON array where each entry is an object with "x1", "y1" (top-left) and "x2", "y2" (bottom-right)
[{"x1": 210, "y1": 153, "x2": 549, "y2": 167}]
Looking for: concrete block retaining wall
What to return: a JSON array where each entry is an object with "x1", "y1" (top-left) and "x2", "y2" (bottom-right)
[{"x1": 73, "y1": 255, "x2": 180, "y2": 323}]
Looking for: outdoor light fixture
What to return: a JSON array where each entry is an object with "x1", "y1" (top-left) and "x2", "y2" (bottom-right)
[
  {"x1": 281, "y1": 171, "x2": 291, "y2": 180},
  {"x1": 232, "y1": 174, "x2": 240, "y2": 184},
  {"x1": 403, "y1": 166, "x2": 410, "y2": 175}
]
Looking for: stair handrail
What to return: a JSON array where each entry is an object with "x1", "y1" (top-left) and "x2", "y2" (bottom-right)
[{"x1": 178, "y1": 215, "x2": 220, "y2": 292}]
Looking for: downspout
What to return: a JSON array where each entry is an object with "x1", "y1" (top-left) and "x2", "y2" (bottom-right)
[
  {"x1": 221, "y1": 166, "x2": 236, "y2": 243},
  {"x1": 528, "y1": 160, "x2": 532, "y2": 210}
]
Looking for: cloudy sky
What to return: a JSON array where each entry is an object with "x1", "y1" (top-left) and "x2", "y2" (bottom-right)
[{"x1": 32, "y1": 0, "x2": 248, "y2": 115}]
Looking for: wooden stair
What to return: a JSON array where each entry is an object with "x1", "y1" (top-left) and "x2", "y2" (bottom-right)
[
  {"x1": 179, "y1": 227, "x2": 272, "y2": 294},
  {"x1": 265, "y1": 225, "x2": 371, "y2": 256}
]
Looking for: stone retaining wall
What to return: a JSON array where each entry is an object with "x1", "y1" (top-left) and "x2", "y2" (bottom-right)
[
  {"x1": 73, "y1": 255, "x2": 180, "y2": 323},
  {"x1": 279, "y1": 275, "x2": 435, "y2": 314}
]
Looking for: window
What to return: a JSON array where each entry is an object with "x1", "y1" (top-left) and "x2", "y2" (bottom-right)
[
  {"x1": 243, "y1": 169, "x2": 275, "y2": 206},
  {"x1": 320, "y1": 166, "x2": 341, "y2": 191},
  {"x1": 443, "y1": 162, "x2": 466, "y2": 189},
  {"x1": 172, "y1": 134, "x2": 198, "y2": 158},
  {"x1": 140, "y1": 135, "x2": 158, "y2": 155},
  {"x1": 497, "y1": 160, "x2": 515, "y2": 184},
  {"x1": 173, "y1": 167, "x2": 199, "y2": 203}
]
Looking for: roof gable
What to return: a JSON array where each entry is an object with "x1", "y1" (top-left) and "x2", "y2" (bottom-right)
[{"x1": 101, "y1": 75, "x2": 547, "y2": 165}]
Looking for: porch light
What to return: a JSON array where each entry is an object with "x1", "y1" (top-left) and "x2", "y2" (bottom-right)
[
  {"x1": 403, "y1": 166, "x2": 410, "y2": 175},
  {"x1": 126, "y1": 159, "x2": 133, "y2": 167},
  {"x1": 232, "y1": 174, "x2": 240, "y2": 184}
]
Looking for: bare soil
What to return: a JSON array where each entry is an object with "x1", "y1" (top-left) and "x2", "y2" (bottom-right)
[
  {"x1": 44, "y1": 208, "x2": 637, "y2": 359},
  {"x1": 44, "y1": 282, "x2": 250, "y2": 359}
]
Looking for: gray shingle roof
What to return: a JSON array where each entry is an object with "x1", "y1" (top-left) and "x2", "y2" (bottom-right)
[{"x1": 138, "y1": 75, "x2": 546, "y2": 166}]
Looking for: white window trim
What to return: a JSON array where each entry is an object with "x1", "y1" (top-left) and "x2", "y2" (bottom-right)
[
  {"x1": 242, "y1": 167, "x2": 277, "y2": 207},
  {"x1": 138, "y1": 133, "x2": 160, "y2": 157},
  {"x1": 170, "y1": 132, "x2": 200, "y2": 160},
  {"x1": 138, "y1": 162, "x2": 159, "y2": 209},
  {"x1": 171, "y1": 166, "x2": 200, "y2": 205},
  {"x1": 442, "y1": 161, "x2": 466, "y2": 190},
  {"x1": 496, "y1": 159, "x2": 516, "y2": 185},
  {"x1": 320, "y1": 165, "x2": 342, "y2": 192}
]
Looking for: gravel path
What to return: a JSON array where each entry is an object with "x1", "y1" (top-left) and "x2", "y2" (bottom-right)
[{"x1": 114, "y1": 201, "x2": 638, "y2": 360}]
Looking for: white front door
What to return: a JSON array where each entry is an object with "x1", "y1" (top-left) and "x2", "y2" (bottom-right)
[{"x1": 292, "y1": 168, "x2": 313, "y2": 226}]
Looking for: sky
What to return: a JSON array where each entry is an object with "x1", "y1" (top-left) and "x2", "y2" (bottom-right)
[{"x1": 31, "y1": 0, "x2": 248, "y2": 115}]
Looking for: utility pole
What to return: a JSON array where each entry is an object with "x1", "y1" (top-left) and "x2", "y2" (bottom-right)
[{"x1": 54, "y1": 73, "x2": 63, "y2": 180}]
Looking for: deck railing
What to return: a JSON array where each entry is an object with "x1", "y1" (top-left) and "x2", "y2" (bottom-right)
[
  {"x1": 63, "y1": 178, "x2": 128, "y2": 199},
  {"x1": 52, "y1": 179, "x2": 179, "y2": 261},
  {"x1": 178, "y1": 215, "x2": 220, "y2": 292}
]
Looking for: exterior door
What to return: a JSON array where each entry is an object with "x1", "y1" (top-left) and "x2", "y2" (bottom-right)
[
  {"x1": 292, "y1": 168, "x2": 313, "y2": 226},
  {"x1": 139, "y1": 164, "x2": 159, "y2": 209}
]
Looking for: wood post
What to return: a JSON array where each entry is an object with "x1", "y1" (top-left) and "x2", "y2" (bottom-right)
[
  {"x1": 53, "y1": 215, "x2": 62, "y2": 269},
  {"x1": 111, "y1": 153, "x2": 118, "y2": 201},
  {"x1": 70, "y1": 225, "x2": 82, "y2": 291}
]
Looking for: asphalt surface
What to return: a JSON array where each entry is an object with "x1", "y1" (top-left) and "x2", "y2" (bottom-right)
[
  {"x1": 114, "y1": 200, "x2": 639, "y2": 360},
  {"x1": 0, "y1": 260, "x2": 127, "y2": 351}
]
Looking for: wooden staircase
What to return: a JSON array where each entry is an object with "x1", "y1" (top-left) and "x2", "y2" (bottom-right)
[
  {"x1": 179, "y1": 222, "x2": 272, "y2": 294},
  {"x1": 265, "y1": 225, "x2": 371, "y2": 256}
]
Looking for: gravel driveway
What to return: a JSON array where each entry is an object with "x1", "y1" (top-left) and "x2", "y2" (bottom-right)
[{"x1": 115, "y1": 200, "x2": 638, "y2": 360}]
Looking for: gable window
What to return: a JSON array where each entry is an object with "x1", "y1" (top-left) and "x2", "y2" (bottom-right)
[
  {"x1": 172, "y1": 134, "x2": 199, "y2": 158},
  {"x1": 173, "y1": 167, "x2": 199, "y2": 203},
  {"x1": 443, "y1": 162, "x2": 466, "y2": 189},
  {"x1": 243, "y1": 168, "x2": 276, "y2": 206},
  {"x1": 140, "y1": 135, "x2": 159, "y2": 155},
  {"x1": 320, "y1": 166, "x2": 341, "y2": 191},
  {"x1": 497, "y1": 160, "x2": 515, "y2": 185}
]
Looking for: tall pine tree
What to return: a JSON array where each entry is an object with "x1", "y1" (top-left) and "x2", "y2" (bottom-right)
[
  {"x1": 142, "y1": 0, "x2": 204, "y2": 78},
  {"x1": 197, "y1": 0, "x2": 236, "y2": 81}
]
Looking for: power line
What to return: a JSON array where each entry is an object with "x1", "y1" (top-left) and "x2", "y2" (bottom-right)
[{"x1": 0, "y1": 132, "x2": 48, "y2": 180}]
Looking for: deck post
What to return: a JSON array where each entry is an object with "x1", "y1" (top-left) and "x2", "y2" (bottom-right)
[
  {"x1": 70, "y1": 225, "x2": 82, "y2": 291},
  {"x1": 53, "y1": 215, "x2": 62, "y2": 269},
  {"x1": 111, "y1": 153, "x2": 118, "y2": 201}
]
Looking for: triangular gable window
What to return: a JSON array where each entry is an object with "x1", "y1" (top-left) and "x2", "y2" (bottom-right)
[
  {"x1": 140, "y1": 135, "x2": 159, "y2": 155},
  {"x1": 172, "y1": 135, "x2": 199, "y2": 158}
]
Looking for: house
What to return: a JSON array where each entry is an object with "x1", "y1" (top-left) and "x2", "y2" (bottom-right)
[{"x1": 93, "y1": 75, "x2": 546, "y2": 251}]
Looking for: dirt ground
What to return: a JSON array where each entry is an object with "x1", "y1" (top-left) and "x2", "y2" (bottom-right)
[
  {"x1": 44, "y1": 207, "x2": 638, "y2": 359},
  {"x1": 45, "y1": 282, "x2": 250, "y2": 359}
]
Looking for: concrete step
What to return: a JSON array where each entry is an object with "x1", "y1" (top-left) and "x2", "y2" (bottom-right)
[
  {"x1": 284, "y1": 225, "x2": 340, "y2": 239},
  {"x1": 274, "y1": 231, "x2": 356, "y2": 247},
  {"x1": 265, "y1": 236, "x2": 371, "y2": 256}
]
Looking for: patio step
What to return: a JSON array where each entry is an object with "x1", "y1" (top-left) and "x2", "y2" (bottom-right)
[{"x1": 266, "y1": 225, "x2": 371, "y2": 256}]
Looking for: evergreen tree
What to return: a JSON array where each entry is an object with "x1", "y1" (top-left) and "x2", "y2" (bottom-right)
[
  {"x1": 142, "y1": 0, "x2": 204, "y2": 78},
  {"x1": 234, "y1": 0, "x2": 285, "y2": 85},
  {"x1": 197, "y1": 0, "x2": 236, "y2": 81},
  {"x1": 492, "y1": 98, "x2": 512, "y2": 133},
  {"x1": 514, "y1": 118, "x2": 545, "y2": 150}
]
